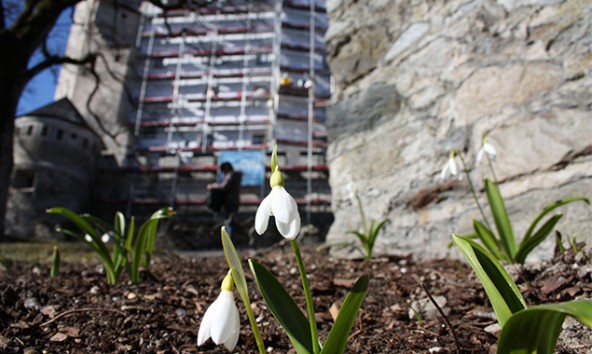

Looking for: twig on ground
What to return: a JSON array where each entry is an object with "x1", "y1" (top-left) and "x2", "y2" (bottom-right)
[
  {"x1": 420, "y1": 282, "x2": 462, "y2": 354},
  {"x1": 40, "y1": 308, "x2": 125, "y2": 327}
]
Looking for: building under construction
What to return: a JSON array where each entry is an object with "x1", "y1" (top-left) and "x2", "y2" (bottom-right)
[
  {"x1": 127, "y1": 0, "x2": 331, "y2": 222},
  {"x1": 8, "y1": 0, "x2": 332, "y2": 240}
]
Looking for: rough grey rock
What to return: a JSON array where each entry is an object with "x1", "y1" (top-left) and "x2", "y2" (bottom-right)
[{"x1": 325, "y1": 0, "x2": 592, "y2": 260}]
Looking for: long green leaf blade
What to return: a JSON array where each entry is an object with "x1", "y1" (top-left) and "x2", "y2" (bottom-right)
[
  {"x1": 320, "y1": 274, "x2": 369, "y2": 354},
  {"x1": 249, "y1": 260, "x2": 313, "y2": 354},
  {"x1": 452, "y1": 234, "x2": 526, "y2": 327},
  {"x1": 497, "y1": 300, "x2": 592, "y2": 354},
  {"x1": 473, "y1": 220, "x2": 508, "y2": 261},
  {"x1": 221, "y1": 227, "x2": 250, "y2": 309},
  {"x1": 514, "y1": 214, "x2": 563, "y2": 264},
  {"x1": 521, "y1": 196, "x2": 589, "y2": 246},
  {"x1": 145, "y1": 207, "x2": 174, "y2": 265},
  {"x1": 485, "y1": 179, "x2": 517, "y2": 258},
  {"x1": 47, "y1": 208, "x2": 113, "y2": 269}
]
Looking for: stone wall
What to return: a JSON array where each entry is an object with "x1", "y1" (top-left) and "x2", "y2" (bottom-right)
[
  {"x1": 55, "y1": 1, "x2": 142, "y2": 164},
  {"x1": 325, "y1": 0, "x2": 592, "y2": 260}
]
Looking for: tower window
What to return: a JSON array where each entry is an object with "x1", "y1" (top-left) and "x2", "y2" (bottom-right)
[
  {"x1": 56, "y1": 129, "x2": 64, "y2": 140},
  {"x1": 27, "y1": 126, "x2": 33, "y2": 135},
  {"x1": 41, "y1": 125, "x2": 48, "y2": 137},
  {"x1": 12, "y1": 168, "x2": 36, "y2": 189},
  {"x1": 252, "y1": 134, "x2": 265, "y2": 145}
]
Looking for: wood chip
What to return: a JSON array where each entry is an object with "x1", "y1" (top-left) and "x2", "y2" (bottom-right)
[
  {"x1": 333, "y1": 278, "x2": 357, "y2": 287},
  {"x1": 329, "y1": 302, "x2": 341, "y2": 321},
  {"x1": 49, "y1": 332, "x2": 68, "y2": 342},
  {"x1": 40, "y1": 306, "x2": 57, "y2": 317},
  {"x1": 61, "y1": 326, "x2": 80, "y2": 338}
]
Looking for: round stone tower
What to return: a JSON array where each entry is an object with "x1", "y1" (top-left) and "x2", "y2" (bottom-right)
[{"x1": 7, "y1": 98, "x2": 101, "y2": 239}]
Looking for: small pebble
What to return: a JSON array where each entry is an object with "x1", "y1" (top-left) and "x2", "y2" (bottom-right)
[
  {"x1": 24, "y1": 298, "x2": 41, "y2": 310},
  {"x1": 175, "y1": 308, "x2": 187, "y2": 318}
]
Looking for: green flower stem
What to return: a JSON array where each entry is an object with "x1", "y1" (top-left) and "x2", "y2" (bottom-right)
[
  {"x1": 487, "y1": 155, "x2": 498, "y2": 183},
  {"x1": 456, "y1": 152, "x2": 492, "y2": 230},
  {"x1": 290, "y1": 239, "x2": 320, "y2": 354},
  {"x1": 244, "y1": 294, "x2": 266, "y2": 354},
  {"x1": 355, "y1": 192, "x2": 368, "y2": 235}
]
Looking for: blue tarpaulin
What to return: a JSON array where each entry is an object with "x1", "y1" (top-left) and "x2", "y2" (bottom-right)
[{"x1": 219, "y1": 150, "x2": 266, "y2": 186}]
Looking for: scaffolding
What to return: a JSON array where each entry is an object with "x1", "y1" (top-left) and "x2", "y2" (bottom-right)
[{"x1": 127, "y1": 0, "x2": 331, "y2": 217}]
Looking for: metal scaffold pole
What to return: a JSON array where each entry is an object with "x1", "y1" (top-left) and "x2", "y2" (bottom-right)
[
  {"x1": 134, "y1": 19, "x2": 155, "y2": 136},
  {"x1": 306, "y1": 0, "x2": 316, "y2": 225}
]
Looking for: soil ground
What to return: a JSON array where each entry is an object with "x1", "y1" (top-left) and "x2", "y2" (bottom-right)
[{"x1": 0, "y1": 239, "x2": 591, "y2": 353}]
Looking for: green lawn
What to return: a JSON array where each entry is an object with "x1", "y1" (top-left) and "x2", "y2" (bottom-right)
[{"x1": 0, "y1": 241, "x2": 96, "y2": 264}]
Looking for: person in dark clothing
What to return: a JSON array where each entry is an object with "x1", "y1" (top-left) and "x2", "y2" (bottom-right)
[{"x1": 207, "y1": 162, "x2": 242, "y2": 235}]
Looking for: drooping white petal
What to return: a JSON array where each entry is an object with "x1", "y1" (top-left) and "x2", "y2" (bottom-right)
[
  {"x1": 269, "y1": 187, "x2": 296, "y2": 224},
  {"x1": 197, "y1": 296, "x2": 216, "y2": 346},
  {"x1": 483, "y1": 143, "x2": 496, "y2": 157},
  {"x1": 476, "y1": 147, "x2": 485, "y2": 163},
  {"x1": 449, "y1": 157, "x2": 457, "y2": 176},
  {"x1": 255, "y1": 195, "x2": 272, "y2": 235},
  {"x1": 439, "y1": 162, "x2": 449, "y2": 180},
  {"x1": 346, "y1": 181, "x2": 357, "y2": 201},
  {"x1": 285, "y1": 212, "x2": 301, "y2": 240},
  {"x1": 222, "y1": 302, "x2": 240, "y2": 350},
  {"x1": 210, "y1": 291, "x2": 235, "y2": 344},
  {"x1": 275, "y1": 218, "x2": 291, "y2": 237}
]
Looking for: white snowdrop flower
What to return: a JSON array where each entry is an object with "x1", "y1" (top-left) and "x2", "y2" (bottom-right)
[
  {"x1": 476, "y1": 141, "x2": 497, "y2": 164},
  {"x1": 84, "y1": 234, "x2": 93, "y2": 243},
  {"x1": 346, "y1": 181, "x2": 357, "y2": 202},
  {"x1": 197, "y1": 272, "x2": 240, "y2": 351},
  {"x1": 440, "y1": 152, "x2": 458, "y2": 180},
  {"x1": 101, "y1": 233, "x2": 110, "y2": 243},
  {"x1": 255, "y1": 166, "x2": 301, "y2": 240}
]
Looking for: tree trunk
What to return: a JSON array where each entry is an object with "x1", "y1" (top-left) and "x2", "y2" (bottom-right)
[
  {"x1": 0, "y1": 33, "x2": 27, "y2": 240},
  {"x1": 0, "y1": 116, "x2": 15, "y2": 239}
]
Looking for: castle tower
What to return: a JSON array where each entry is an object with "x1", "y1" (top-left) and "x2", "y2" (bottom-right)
[{"x1": 7, "y1": 98, "x2": 101, "y2": 239}]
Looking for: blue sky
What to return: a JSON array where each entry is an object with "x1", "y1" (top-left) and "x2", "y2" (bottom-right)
[{"x1": 17, "y1": 7, "x2": 72, "y2": 116}]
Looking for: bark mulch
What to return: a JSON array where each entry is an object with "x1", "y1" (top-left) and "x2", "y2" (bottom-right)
[{"x1": 0, "y1": 242, "x2": 590, "y2": 353}]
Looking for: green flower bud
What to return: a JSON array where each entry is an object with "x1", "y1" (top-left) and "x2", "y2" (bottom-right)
[
  {"x1": 221, "y1": 271, "x2": 234, "y2": 292},
  {"x1": 270, "y1": 166, "x2": 284, "y2": 188}
]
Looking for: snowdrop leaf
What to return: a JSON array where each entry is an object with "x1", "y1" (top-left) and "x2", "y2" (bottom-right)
[
  {"x1": 221, "y1": 228, "x2": 251, "y2": 309},
  {"x1": 271, "y1": 145, "x2": 278, "y2": 172},
  {"x1": 249, "y1": 260, "x2": 313, "y2": 354},
  {"x1": 473, "y1": 220, "x2": 508, "y2": 261},
  {"x1": 515, "y1": 214, "x2": 563, "y2": 264},
  {"x1": 484, "y1": 179, "x2": 517, "y2": 259},
  {"x1": 46, "y1": 207, "x2": 114, "y2": 271},
  {"x1": 497, "y1": 300, "x2": 592, "y2": 354},
  {"x1": 452, "y1": 234, "x2": 526, "y2": 327},
  {"x1": 320, "y1": 274, "x2": 369, "y2": 354},
  {"x1": 521, "y1": 196, "x2": 589, "y2": 247}
]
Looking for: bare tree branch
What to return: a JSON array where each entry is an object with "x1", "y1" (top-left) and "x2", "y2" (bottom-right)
[
  {"x1": 0, "y1": 0, "x2": 5, "y2": 30},
  {"x1": 12, "y1": 0, "x2": 77, "y2": 54},
  {"x1": 26, "y1": 50, "x2": 97, "y2": 82}
]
